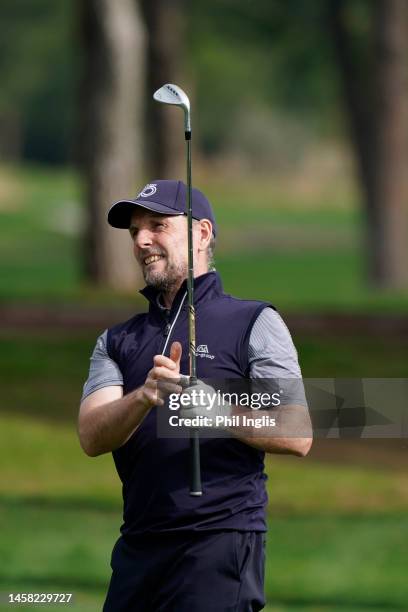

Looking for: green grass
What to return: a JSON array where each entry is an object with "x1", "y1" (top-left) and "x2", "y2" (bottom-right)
[
  {"x1": 1, "y1": 501, "x2": 407, "y2": 611},
  {"x1": 218, "y1": 249, "x2": 408, "y2": 313},
  {"x1": 1, "y1": 163, "x2": 408, "y2": 311},
  {"x1": 298, "y1": 334, "x2": 408, "y2": 377},
  {"x1": 0, "y1": 333, "x2": 95, "y2": 422},
  {"x1": 0, "y1": 164, "x2": 82, "y2": 301},
  {"x1": 0, "y1": 498, "x2": 116, "y2": 610},
  {"x1": 219, "y1": 250, "x2": 363, "y2": 309},
  {"x1": 0, "y1": 414, "x2": 407, "y2": 611},
  {"x1": 265, "y1": 515, "x2": 408, "y2": 609}
]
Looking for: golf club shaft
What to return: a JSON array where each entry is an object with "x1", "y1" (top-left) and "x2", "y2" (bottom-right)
[
  {"x1": 186, "y1": 131, "x2": 202, "y2": 496},
  {"x1": 186, "y1": 137, "x2": 196, "y2": 382}
]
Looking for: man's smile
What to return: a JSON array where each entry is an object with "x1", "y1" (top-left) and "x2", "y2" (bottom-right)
[{"x1": 144, "y1": 254, "x2": 164, "y2": 266}]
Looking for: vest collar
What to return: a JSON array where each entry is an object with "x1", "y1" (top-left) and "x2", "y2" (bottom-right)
[{"x1": 140, "y1": 271, "x2": 223, "y2": 317}]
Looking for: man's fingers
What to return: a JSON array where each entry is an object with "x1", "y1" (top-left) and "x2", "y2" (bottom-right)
[
  {"x1": 169, "y1": 341, "x2": 182, "y2": 368},
  {"x1": 145, "y1": 377, "x2": 182, "y2": 393},
  {"x1": 150, "y1": 366, "x2": 181, "y2": 381},
  {"x1": 158, "y1": 381, "x2": 183, "y2": 396},
  {"x1": 144, "y1": 378, "x2": 181, "y2": 402},
  {"x1": 142, "y1": 386, "x2": 164, "y2": 407},
  {"x1": 153, "y1": 354, "x2": 177, "y2": 370},
  {"x1": 178, "y1": 374, "x2": 190, "y2": 388},
  {"x1": 152, "y1": 344, "x2": 182, "y2": 373}
]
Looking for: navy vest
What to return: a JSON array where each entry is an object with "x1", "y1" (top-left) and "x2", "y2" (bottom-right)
[{"x1": 107, "y1": 271, "x2": 271, "y2": 535}]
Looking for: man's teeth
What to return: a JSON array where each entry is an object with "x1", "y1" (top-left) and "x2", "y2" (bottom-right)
[{"x1": 144, "y1": 255, "x2": 162, "y2": 265}]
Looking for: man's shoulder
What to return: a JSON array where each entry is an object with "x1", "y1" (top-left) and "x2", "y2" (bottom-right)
[
  {"x1": 108, "y1": 311, "x2": 148, "y2": 335},
  {"x1": 211, "y1": 291, "x2": 274, "y2": 314},
  {"x1": 106, "y1": 312, "x2": 149, "y2": 358}
]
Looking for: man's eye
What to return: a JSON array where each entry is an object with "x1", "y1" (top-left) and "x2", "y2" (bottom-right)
[{"x1": 155, "y1": 223, "x2": 165, "y2": 229}]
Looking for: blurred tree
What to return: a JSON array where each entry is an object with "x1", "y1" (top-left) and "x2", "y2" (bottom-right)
[
  {"x1": 141, "y1": 0, "x2": 186, "y2": 179},
  {"x1": 328, "y1": 0, "x2": 408, "y2": 289},
  {"x1": 78, "y1": 0, "x2": 145, "y2": 290},
  {"x1": 189, "y1": 0, "x2": 408, "y2": 289},
  {"x1": 0, "y1": 0, "x2": 76, "y2": 163},
  {"x1": 187, "y1": 0, "x2": 340, "y2": 155}
]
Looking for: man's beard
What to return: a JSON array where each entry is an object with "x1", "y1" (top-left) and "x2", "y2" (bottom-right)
[{"x1": 143, "y1": 258, "x2": 187, "y2": 293}]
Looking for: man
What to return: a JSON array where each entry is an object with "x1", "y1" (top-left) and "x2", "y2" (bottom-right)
[{"x1": 78, "y1": 180, "x2": 312, "y2": 612}]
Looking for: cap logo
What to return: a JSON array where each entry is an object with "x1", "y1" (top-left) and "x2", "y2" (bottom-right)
[{"x1": 138, "y1": 183, "x2": 157, "y2": 198}]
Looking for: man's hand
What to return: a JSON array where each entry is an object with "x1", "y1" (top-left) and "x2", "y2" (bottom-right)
[
  {"x1": 179, "y1": 380, "x2": 231, "y2": 429},
  {"x1": 141, "y1": 342, "x2": 183, "y2": 408},
  {"x1": 79, "y1": 342, "x2": 188, "y2": 457}
]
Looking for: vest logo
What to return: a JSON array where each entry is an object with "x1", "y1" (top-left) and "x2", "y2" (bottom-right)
[
  {"x1": 138, "y1": 183, "x2": 157, "y2": 198},
  {"x1": 196, "y1": 344, "x2": 208, "y2": 353},
  {"x1": 196, "y1": 344, "x2": 215, "y2": 360}
]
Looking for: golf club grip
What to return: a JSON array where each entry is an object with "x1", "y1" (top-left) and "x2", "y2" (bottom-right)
[
  {"x1": 188, "y1": 372, "x2": 201, "y2": 495},
  {"x1": 190, "y1": 429, "x2": 202, "y2": 496}
]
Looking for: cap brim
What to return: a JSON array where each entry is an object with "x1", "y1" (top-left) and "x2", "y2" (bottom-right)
[{"x1": 107, "y1": 199, "x2": 184, "y2": 229}]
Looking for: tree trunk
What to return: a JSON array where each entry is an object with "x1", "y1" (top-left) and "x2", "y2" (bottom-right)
[
  {"x1": 328, "y1": 0, "x2": 408, "y2": 289},
  {"x1": 0, "y1": 111, "x2": 22, "y2": 161},
  {"x1": 371, "y1": 0, "x2": 408, "y2": 287},
  {"x1": 141, "y1": 0, "x2": 185, "y2": 179},
  {"x1": 79, "y1": 0, "x2": 145, "y2": 290}
]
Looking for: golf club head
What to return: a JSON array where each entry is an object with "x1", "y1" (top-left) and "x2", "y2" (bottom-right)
[{"x1": 153, "y1": 83, "x2": 191, "y2": 132}]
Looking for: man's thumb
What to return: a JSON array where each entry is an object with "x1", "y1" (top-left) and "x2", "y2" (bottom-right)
[{"x1": 170, "y1": 341, "x2": 182, "y2": 367}]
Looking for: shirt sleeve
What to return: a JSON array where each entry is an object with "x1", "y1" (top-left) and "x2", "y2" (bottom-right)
[
  {"x1": 81, "y1": 330, "x2": 123, "y2": 402},
  {"x1": 248, "y1": 307, "x2": 307, "y2": 407}
]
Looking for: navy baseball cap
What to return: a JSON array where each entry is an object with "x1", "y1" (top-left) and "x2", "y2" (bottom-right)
[{"x1": 108, "y1": 180, "x2": 217, "y2": 236}]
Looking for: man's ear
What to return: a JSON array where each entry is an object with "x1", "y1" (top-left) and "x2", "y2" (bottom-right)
[{"x1": 198, "y1": 219, "x2": 212, "y2": 251}]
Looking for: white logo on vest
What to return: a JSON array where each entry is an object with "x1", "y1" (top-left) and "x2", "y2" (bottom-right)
[
  {"x1": 196, "y1": 344, "x2": 215, "y2": 360},
  {"x1": 138, "y1": 183, "x2": 157, "y2": 198}
]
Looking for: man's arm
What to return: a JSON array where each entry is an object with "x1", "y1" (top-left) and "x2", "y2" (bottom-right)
[
  {"x1": 78, "y1": 341, "x2": 182, "y2": 457},
  {"x1": 179, "y1": 380, "x2": 312, "y2": 456},
  {"x1": 78, "y1": 385, "x2": 151, "y2": 456},
  {"x1": 239, "y1": 307, "x2": 312, "y2": 456},
  {"x1": 228, "y1": 403, "x2": 312, "y2": 457}
]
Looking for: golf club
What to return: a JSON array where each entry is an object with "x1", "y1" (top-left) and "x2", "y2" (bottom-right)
[{"x1": 153, "y1": 83, "x2": 202, "y2": 496}]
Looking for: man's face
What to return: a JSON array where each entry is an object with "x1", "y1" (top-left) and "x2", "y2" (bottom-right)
[{"x1": 129, "y1": 209, "x2": 189, "y2": 292}]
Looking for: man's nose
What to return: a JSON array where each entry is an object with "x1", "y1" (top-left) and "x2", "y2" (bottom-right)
[{"x1": 134, "y1": 228, "x2": 153, "y2": 248}]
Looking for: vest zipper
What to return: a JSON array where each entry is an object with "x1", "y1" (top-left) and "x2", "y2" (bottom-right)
[
  {"x1": 160, "y1": 292, "x2": 187, "y2": 356},
  {"x1": 163, "y1": 323, "x2": 171, "y2": 336}
]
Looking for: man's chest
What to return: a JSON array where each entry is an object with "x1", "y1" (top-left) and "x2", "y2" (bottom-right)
[{"x1": 113, "y1": 309, "x2": 247, "y2": 392}]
